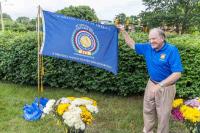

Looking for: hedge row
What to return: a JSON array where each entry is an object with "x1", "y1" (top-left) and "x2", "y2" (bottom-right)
[
  {"x1": 0, "y1": 31, "x2": 199, "y2": 97},
  {"x1": 167, "y1": 34, "x2": 200, "y2": 98}
]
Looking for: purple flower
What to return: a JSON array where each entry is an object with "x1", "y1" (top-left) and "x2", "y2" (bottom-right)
[
  {"x1": 171, "y1": 108, "x2": 184, "y2": 122},
  {"x1": 185, "y1": 99, "x2": 200, "y2": 108}
]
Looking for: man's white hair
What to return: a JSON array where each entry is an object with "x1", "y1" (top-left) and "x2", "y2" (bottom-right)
[{"x1": 149, "y1": 28, "x2": 166, "y2": 39}]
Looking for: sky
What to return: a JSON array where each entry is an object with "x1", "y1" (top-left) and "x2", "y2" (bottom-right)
[{"x1": 1, "y1": 0, "x2": 146, "y2": 21}]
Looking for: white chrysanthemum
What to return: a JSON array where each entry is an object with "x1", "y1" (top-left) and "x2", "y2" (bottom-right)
[
  {"x1": 62, "y1": 106, "x2": 85, "y2": 130},
  {"x1": 71, "y1": 98, "x2": 93, "y2": 106},
  {"x1": 55, "y1": 97, "x2": 71, "y2": 106},
  {"x1": 43, "y1": 99, "x2": 56, "y2": 115},
  {"x1": 60, "y1": 97, "x2": 71, "y2": 104},
  {"x1": 86, "y1": 104, "x2": 98, "y2": 114}
]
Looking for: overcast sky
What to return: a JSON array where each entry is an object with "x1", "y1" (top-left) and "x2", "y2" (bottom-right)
[{"x1": 1, "y1": 0, "x2": 146, "y2": 20}]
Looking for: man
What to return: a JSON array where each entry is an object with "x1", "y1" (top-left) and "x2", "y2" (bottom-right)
[{"x1": 118, "y1": 26, "x2": 183, "y2": 133}]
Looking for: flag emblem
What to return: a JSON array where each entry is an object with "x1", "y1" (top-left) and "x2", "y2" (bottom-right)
[{"x1": 72, "y1": 24, "x2": 99, "y2": 56}]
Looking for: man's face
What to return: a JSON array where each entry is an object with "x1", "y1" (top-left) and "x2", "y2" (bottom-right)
[{"x1": 148, "y1": 31, "x2": 164, "y2": 50}]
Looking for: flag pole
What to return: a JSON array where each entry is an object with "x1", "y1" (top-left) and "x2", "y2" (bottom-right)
[
  {"x1": 0, "y1": 1, "x2": 4, "y2": 32},
  {"x1": 37, "y1": 5, "x2": 44, "y2": 94}
]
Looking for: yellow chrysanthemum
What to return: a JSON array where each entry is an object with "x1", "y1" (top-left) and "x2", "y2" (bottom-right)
[
  {"x1": 172, "y1": 99, "x2": 184, "y2": 108},
  {"x1": 198, "y1": 98, "x2": 200, "y2": 102},
  {"x1": 80, "y1": 106, "x2": 93, "y2": 125},
  {"x1": 81, "y1": 97, "x2": 97, "y2": 106},
  {"x1": 180, "y1": 105, "x2": 200, "y2": 123},
  {"x1": 56, "y1": 103, "x2": 70, "y2": 115},
  {"x1": 92, "y1": 101, "x2": 97, "y2": 106},
  {"x1": 67, "y1": 97, "x2": 76, "y2": 101}
]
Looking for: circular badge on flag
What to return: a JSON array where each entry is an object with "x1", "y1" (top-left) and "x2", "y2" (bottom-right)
[{"x1": 72, "y1": 25, "x2": 99, "y2": 56}]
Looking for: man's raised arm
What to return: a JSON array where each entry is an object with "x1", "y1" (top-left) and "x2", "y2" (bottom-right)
[{"x1": 117, "y1": 25, "x2": 135, "y2": 49}]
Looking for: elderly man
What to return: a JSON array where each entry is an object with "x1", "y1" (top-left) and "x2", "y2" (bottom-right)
[{"x1": 118, "y1": 26, "x2": 183, "y2": 133}]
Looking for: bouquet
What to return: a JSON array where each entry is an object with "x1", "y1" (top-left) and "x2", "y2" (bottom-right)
[
  {"x1": 171, "y1": 97, "x2": 200, "y2": 133},
  {"x1": 23, "y1": 97, "x2": 98, "y2": 133}
]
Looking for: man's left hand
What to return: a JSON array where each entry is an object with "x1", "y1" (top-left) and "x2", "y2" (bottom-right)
[{"x1": 152, "y1": 84, "x2": 163, "y2": 92}]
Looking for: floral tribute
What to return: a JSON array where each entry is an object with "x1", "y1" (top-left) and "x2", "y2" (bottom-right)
[
  {"x1": 23, "y1": 97, "x2": 98, "y2": 133},
  {"x1": 171, "y1": 97, "x2": 200, "y2": 133}
]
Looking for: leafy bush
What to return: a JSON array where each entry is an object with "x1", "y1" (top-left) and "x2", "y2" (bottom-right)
[
  {"x1": 0, "y1": 31, "x2": 38, "y2": 84},
  {"x1": 167, "y1": 34, "x2": 200, "y2": 98},
  {"x1": 0, "y1": 31, "x2": 199, "y2": 97}
]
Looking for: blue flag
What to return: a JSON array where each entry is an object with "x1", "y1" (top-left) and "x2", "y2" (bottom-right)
[{"x1": 40, "y1": 10, "x2": 118, "y2": 74}]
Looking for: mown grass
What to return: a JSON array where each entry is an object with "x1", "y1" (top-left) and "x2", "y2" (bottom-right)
[{"x1": 0, "y1": 81, "x2": 188, "y2": 133}]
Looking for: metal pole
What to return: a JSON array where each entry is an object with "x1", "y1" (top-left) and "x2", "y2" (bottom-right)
[
  {"x1": 37, "y1": 5, "x2": 44, "y2": 93},
  {"x1": 0, "y1": 2, "x2": 4, "y2": 31},
  {"x1": 37, "y1": 5, "x2": 41, "y2": 93}
]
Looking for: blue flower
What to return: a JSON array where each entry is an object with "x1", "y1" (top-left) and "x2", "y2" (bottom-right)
[
  {"x1": 23, "y1": 103, "x2": 42, "y2": 121},
  {"x1": 33, "y1": 97, "x2": 49, "y2": 111},
  {"x1": 23, "y1": 97, "x2": 49, "y2": 121},
  {"x1": 40, "y1": 97, "x2": 49, "y2": 107}
]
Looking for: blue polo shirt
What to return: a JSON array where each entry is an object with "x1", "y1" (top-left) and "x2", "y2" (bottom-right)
[{"x1": 135, "y1": 42, "x2": 183, "y2": 82}]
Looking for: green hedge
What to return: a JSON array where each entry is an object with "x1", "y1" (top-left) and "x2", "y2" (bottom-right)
[
  {"x1": 0, "y1": 31, "x2": 199, "y2": 98},
  {"x1": 167, "y1": 34, "x2": 200, "y2": 98},
  {"x1": 0, "y1": 31, "x2": 38, "y2": 85}
]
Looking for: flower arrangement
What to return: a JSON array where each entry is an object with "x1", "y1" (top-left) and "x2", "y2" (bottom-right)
[
  {"x1": 23, "y1": 97, "x2": 98, "y2": 133},
  {"x1": 171, "y1": 97, "x2": 200, "y2": 133}
]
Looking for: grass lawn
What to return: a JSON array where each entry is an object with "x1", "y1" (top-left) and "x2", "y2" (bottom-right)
[{"x1": 0, "y1": 81, "x2": 188, "y2": 133}]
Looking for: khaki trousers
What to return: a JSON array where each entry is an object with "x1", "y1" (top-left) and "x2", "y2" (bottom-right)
[{"x1": 143, "y1": 79, "x2": 176, "y2": 133}]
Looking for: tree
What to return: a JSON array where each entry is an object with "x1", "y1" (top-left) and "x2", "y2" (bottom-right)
[
  {"x1": 26, "y1": 19, "x2": 36, "y2": 31},
  {"x1": 114, "y1": 13, "x2": 126, "y2": 25},
  {"x1": 129, "y1": 15, "x2": 138, "y2": 25},
  {"x1": 114, "y1": 14, "x2": 142, "y2": 32},
  {"x1": 3, "y1": 18, "x2": 14, "y2": 30},
  {"x1": 141, "y1": 0, "x2": 200, "y2": 33},
  {"x1": 139, "y1": 10, "x2": 166, "y2": 28},
  {"x1": 16, "y1": 17, "x2": 30, "y2": 24},
  {"x1": 2, "y1": 16, "x2": 35, "y2": 32},
  {"x1": 56, "y1": 6, "x2": 98, "y2": 22},
  {"x1": 3, "y1": 13, "x2": 12, "y2": 20}
]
